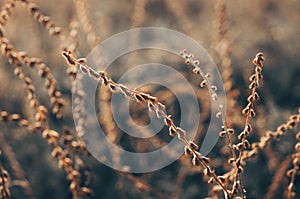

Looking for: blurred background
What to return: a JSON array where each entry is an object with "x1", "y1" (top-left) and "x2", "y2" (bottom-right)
[{"x1": 0, "y1": 0, "x2": 299, "y2": 198}]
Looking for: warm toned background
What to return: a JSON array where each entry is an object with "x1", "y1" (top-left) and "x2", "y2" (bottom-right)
[{"x1": 0, "y1": 0, "x2": 299, "y2": 199}]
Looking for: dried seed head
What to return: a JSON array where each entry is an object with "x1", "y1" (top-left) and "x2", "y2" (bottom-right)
[
  {"x1": 193, "y1": 67, "x2": 200, "y2": 74},
  {"x1": 238, "y1": 132, "x2": 245, "y2": 140},
  {"x1": 169, "y1": 126, "x2": 177, "y2": 137},
  {"x1": 245, "y1": 123, "x2": 252, "y2": 133},
  {"x1": 164, "y1": 115, "x2": 173, "y2": 126},
  {"x1": 242, "y1": 106, "x2": 250, "y2": 115},
  {"x1": 207, "y1": 177, "x2": 214, "y2": 184},
  {"x1": 247, "y1": 95, "x2": 254, "y2": 102},
  {"x1": 295, "y1": 142, "x2": 300, "y2": 151},
  {"x1": 227, "y1": 128, "x2": 234, "y2": 134},
  {"x1": 108, "y1": 83, "x2": 117, "y2": 92},
  {"x1": 177, "y1": 128, "x2": 186, "y2": 140},
  {"x1": 244, "y1": 139, "x2": 251, "y2": 149},
  {"x1": 216, "y1": 111, "x2": 222, "y2": 118},
  {"x1": 237, "y1": 166, "x2": 244, "y2": 173},
  {"x1": 249, "y1": 81, "x2": 257, "y2": 90},
  {"x1": 219, "y1": 131, "x2": 226, "y2": 138},
  {"x1": 192, "y1": 155, "x2": 200, "y2": 166},
  {"x1": 133, "y1": 93, "x2": 144, "y2": 101},
  {"x1": 249, "y1": 109, "x2": 256, "y2": 118},
  {"x1": 189, "y1": 141, "x2": 199, "y2": 151},
  {"x1": 148, "y1": 102, "x2": 155, "y2": 112},
  {"x1": 228, "y1": 158, "x2": 235, "y2": 164},
  {"x1": 236, "y1": 143, "x2": 244, "y2": 150},
  {"x1": 253, "y1": 92, "x2": 260, "y2": 100},
  {"x1": 184, "y1": 146, "x2": 192, "y2": 156},
  {"x1": 188, "y1": 53, "x2": 194, "y2": 58},
  {"x1": 288, "y1": 121, "x2": 296, "y2": 129},
  {"x1": 218, "y1": 176, "x2": 226, "y2": 183},
  {"x1": 249, "y1": 74, "x2": 256, "y2": 81},
  {"x1": 286, "y1": 169, "x2": 293, "y2": 177},
  {"x1": 200, "y1": 80, "x2": 207, "y2": 87},
  {"x1": 212, "y1": 93, "x2": 217, "y2": 101},
  {"x1": 201, "y1": 156, "x2": 211, "y2": 164},
  {"x1": 193, "y1": 60, "x2": 200, "y2": 66},
  {"x1": 203, "y1": 168, "x2": 212, "y2": 176},
  {"x1": 296, "y1": 132, "x2": 300, "y2": 141},
  {"x1": 211, "y1": 85, "x2": 217, "y2": 91}
]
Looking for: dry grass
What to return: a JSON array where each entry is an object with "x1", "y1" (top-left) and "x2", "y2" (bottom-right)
[{"x1": 0, "y1": 0, "x2": 299, "y2": 199}]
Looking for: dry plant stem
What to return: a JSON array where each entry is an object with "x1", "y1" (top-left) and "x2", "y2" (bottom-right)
[
  {"x1": 213, "y1": 0, "x2": 240, "y2": 128},
  {"x1": 0, "y1": 0, "x2": 16, "y2": 26},
  {"x1": 236, "y1": 108, "x2": 299, "y2": 162},
  {"x1": 263, "y1": 156, "x2": 291, "y2": 199},
  {"x1": 0, "y1": 163, "x2": 10, "y2": 199},
  {"x1": 0, "y1": 32, "x2": 63, "y2": 119},
  {"x1": 62, "y1": 51, "x2": 230, "y2": 197},
  {"x1": 213, "y1": 1, "x2": 245, "y2": 196},
  {"x1": 0, "y1": 133, "x2": 34, "y2": 198},
  {"x1": 232, "y1": 52, "x2": 265, "y2": 197},
  {"x1": 180, "y1": 50, "x2": 239, "y2": 197},
  {"x1": 0, "y1": 110, "x2": 91, "y2": 199},
  {"x1": 286, "y1": 130, "x2": 300, "y2": 199},
  {"x1": 19, "y1": 0, "x2": 62, "y2": 38},
  {"x1": 73, "y1": 0, "x2": 99, "y2": 48},
  {"x1": 0, "y1": 1, "x2": 64, "y2": 118}
]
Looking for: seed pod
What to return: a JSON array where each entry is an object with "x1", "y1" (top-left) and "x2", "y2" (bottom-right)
[
  {"x1": 164, "y1": 115, "x2": 172, "y2": 127},
  {"x1": 193, "y1": 68, "x2": 200, "y2": 74},
  {"x1": 134, "y1": 93, "x2": 143, "y2": 101},
  {"x1": 244, "y1": 139, "x2": 251, "y2": 149},
  {"x1": 177, "y1": 128, "x2": 186, "y2": 140},
  {"x1": 288, "y1": 121, "x2": 296, "y2": 129},
  {"x1": 227, "y1": 128, "x2": 234, "y2": 134},
  {"x1": 295, "y1": 142, "x2": 300, "y2": 151},
  {"x1": 237, "y1": 166, "x2": 244, "y2": 173},
  {"x1": 253, "y1": 92, "x2": 260, "y2": 100},
  {"x1": 185, "y1": 59, "x2": 190, "y2": 65},
  {"x1": 189, "y1": 141, "x2": 199, "y2": 151},
  {"x1": 242, "y1": 106, "x2": 250, "y2": 115},
  {"x1": 249, "y1": 82, "x2": 257, "y2": 90},
  {"x1": 207, "y1": 177, "x2": 214, "y2": 184},
  {"x1": 108, "y1": 83, "x2": 117, "y2": 92},
  {"x1": 236, "y1": 143, "x2": 244, "y2": 150},
  {"x1": 184, "y1": 146, "x2": 192, "y2": 156},
  {"x1": 211, "y1": 85, "x2": 217, "y2": 91},
  {"x1": 249, "y1": 109, "x2": 256, "y2": 118},
  {"x1": 238, "y1": 132, "x2": 245, "y2": 140},
  {"x1": 169, "y1": 126, "x2": 177, "y2": 137},
  {"x1": 249, "y1": 74, "x2": 256, "y2": 81},
  {"x1": 192, "y1": 155, "x2": 200, "y2": 166},
  {"x1": 216, "y1": 111, "x2": 222, "y2": 118},
  {"x1": 245, "y1": 123, "x2": 252, "y2": 133},
  {"x1": 193, "y1": 60, "x2": 200, "y2": 66},
  {"x1": 200, "y1": 80, "x2": 207, "y2": 87},
  {"x1": 219, "y1": 131, "x2": 226, "y2": 137},
  {"x1": 148, "y1": 102, "x2": 155, "y2": 112},
  {"x1": 247, "y1": 95, "x2": 254, "y2": 102},
  {"x1": 296, "y1": 132, "x2": 300, "y2": 141},
  {"x1": 201, "y1": 156, "x2": 211, "y2": 164},
  {"x1": 228, "y1": 158, "x2": 235, "y2": 164},
  {"x1": 286, "y1": 169, "x2": 294, "y2": 178}
]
